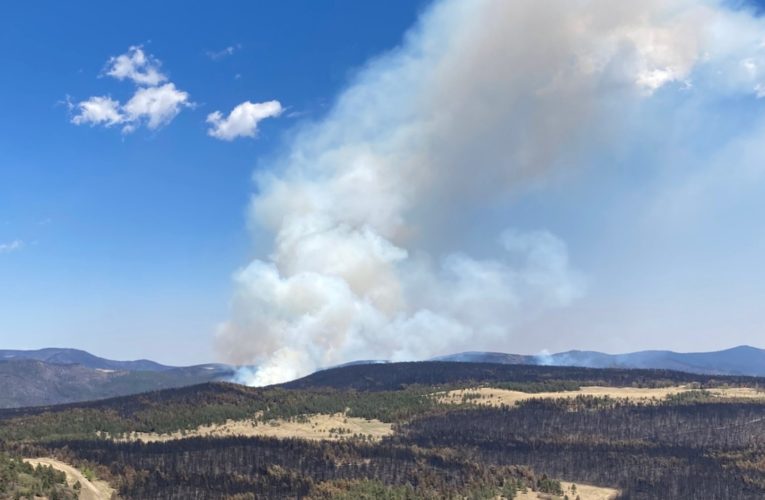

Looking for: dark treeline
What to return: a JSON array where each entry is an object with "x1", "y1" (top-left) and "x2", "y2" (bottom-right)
[
  {"x1": 399, "y1": 399, "x2": 765, "y2": 499},
  {"x1": 283, "y1": 361, "x2": 765, "y2": 391},
  {"x1": 406, "y1": 399, "x2": 765, "y2": 449},
  {"x1": 33, "y1": 437, "x2": 543, "y2": 500}
]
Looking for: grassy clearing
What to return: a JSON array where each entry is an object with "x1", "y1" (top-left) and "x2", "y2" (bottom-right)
[
  {"x1": 706, "y1": 387, "x2": 765, "y2": 399},
  {"x1": 514, "y1": 481, "x2": 619, "y2": 500},
  {"x1": 109, "y1": 413, "x2": 393, "y2": 443},
  {"x1": 435, "y1": 385, "x2": 765, "y2": 407}
]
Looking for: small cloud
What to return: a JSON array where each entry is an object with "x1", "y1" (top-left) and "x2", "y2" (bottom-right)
[
  {"x1": 206, "y1": 44, "x2": 242, "y2": 61},
  {"x1": 0, "y1": 240, "x2": 23, "y2": 254},
  {"x1": 105, "y1": 46, "x2": 166, "y2": 86},
  {"x1": 70, "y1": 46, "x2": 190, "y2": 134},
  {"x1": 206, "y1": 100, "x2": 283, "y2": 141},
  {"x1": 122, "y1": 83, "x2": 191, "y2": 132},
  {"x1": 71, "y1": 96, "x2": 124, "y2": 127}
]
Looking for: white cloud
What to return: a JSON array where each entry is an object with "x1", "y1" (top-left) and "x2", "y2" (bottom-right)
[
  {"x1": 70, "y1": 96, "x2": 124, "y2": 127},
  {"x1": 122, "y1": 83, "x2": 190, "y2": 131},
  {"x1": 206, "y1": 100, "x2": 282, "y2": 140},
  {"x1": 0, "y1": 240, "x2": 23, "y2": 254},
  {"x1": 105, "y1": 46, "x2": 166, "y2": 86},
  {"x1": 70, "y1": 47, "x2": 190, "y2": 134}
]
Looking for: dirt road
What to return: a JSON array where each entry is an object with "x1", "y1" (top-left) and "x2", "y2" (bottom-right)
[{"x1": 24, "y1": 457, "x2": 114, "y2": 500}]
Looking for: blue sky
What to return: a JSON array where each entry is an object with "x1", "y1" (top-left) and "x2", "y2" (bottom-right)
[
  {"x1": 0, "y1": 1, "x2": 426, "y2": 364},
  {"x1": 3, "y1": 1, "x2": 765, "y2": 371}
]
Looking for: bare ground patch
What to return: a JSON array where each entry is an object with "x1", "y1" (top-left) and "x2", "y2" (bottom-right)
[{"x1": 110, "y1": 413, "x2": 393, "y2": 443}]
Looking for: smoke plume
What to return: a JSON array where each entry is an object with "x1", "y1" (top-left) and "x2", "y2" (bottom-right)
[{"x1": 217, "y1": 0, "x2": 765, "y2": 385}]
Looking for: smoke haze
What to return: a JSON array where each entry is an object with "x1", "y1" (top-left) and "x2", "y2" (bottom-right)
[{"x1": 216, "y1": 0, "x2": 765, "y2": 385}]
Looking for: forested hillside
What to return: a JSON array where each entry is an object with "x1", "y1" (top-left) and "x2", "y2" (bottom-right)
[
  {"x1": 3, "y1": 362, "x2": 765, "y2": 498},
  {"x1": 284, "y1": 360, "x2": 761, "y2": 391},
  {"x1": 0, "y1": 453, "x2": 76, "y2": 499}
]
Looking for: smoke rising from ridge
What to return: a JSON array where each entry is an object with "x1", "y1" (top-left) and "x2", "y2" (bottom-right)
[{"x1": 216, "y1": 0, "x2": 765, "y2": 386}]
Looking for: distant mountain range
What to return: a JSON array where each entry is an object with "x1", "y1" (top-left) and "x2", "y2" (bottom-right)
[
  {"x1": 0, "y1": 348, "x2": 173, "y2": 372},
  {"x1": 0, "y1": 348, "x2": 235, "y2": 408},
  {"x1": 434, "y1": 345, "x2": 765, "y2": 377},
  {"x1": 3, "y1": 345, "x2": 765, "y2": 409}
]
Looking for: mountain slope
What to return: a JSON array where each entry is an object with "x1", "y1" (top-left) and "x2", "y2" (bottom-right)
[
  {"x1": 437, "y1": 345, "x2": 765, "y2": 377},
  {"x1": 0, "y1": 347, "x2": 172, "y2": 371},
  {"x1": 0, "y1": 356, "x2": 235, "y2": 408}
]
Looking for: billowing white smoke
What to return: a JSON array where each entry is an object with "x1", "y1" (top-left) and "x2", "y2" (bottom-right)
[{"x1": 217, "y1": 0, "x2": 765, "y2": 385}]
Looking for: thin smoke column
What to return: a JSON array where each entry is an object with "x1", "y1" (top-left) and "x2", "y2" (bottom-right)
[{"x1": 216, "y1": 0, "x2": 765, "y2": 386}]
